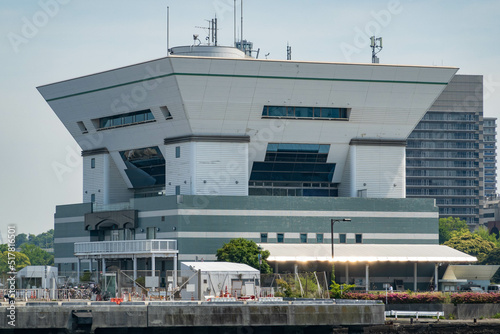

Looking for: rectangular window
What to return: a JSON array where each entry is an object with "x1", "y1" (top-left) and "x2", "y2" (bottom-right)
[
  {"x1": 175, "y1": 146, "x2": 181, "y2": 158},
  {"x1": 316, "y1": 233, "x2": 324, "y2": 243},
  {"x1": 339, "y1": 234, "x2": 346, "y2": 244},
  {"x1": 300, "y1": 233, "x2": 308, "y2": 243},
  {"x1": 147, "y1": 227, "x2": 156, "y2": 239},
  {"x1": 277, "y1": 233, "x2": 284, "y2": 243},
  {"x1": 90, "y1": 194, "x2": 95, "y2": 203},
  {"x1": 91, "y1": 158, "x2": 95, "y2": 169},
  {"x1": 355, "y1": 234, "x2": 363, "y2": 244},
  {"x1": 260, "y1": 233, "x2": 268, "y2": 243},
  {"x1": 97, "y1": 109, "x2": 154, "y2": 130},
  {"x1": 175, "y1": 185, "x2": 180, "y2": 195}
]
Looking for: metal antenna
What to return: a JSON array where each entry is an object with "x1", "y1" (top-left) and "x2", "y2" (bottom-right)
[
  {"x1": 240, "y1": 0, "x2": 243, "y2": 50},
  {"x1": 234, "y1": 0, "x2": 237, "y2": 47},
  {"x1": 287, "y1": 42, "x2": 292, "y2": 60},
  {"x1": 370, "y1": 36, "x2": 383, "y2": 63},
  {"x1": 166, "y1": 6, "x2": 170, "y2": 56}
]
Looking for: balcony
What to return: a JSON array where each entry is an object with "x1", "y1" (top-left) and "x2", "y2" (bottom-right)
[{"x1": 74, "y1": 239, "x2": 177, "y2": 259}]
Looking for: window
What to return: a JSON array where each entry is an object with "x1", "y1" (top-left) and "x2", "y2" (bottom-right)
[
  {"x1": 339, "y1": 234, "x2": 346, "y2": 244},
  {"x1": 277, "y1": 233, "x2": 284, "y2": 243},
  {"x1": 91, "y1": 158, "x2": 95, "y2": 169},
  {"x1": 175, "y1": 146, "x2": 181, "y2": 158},
  {"x1": 120, "y1": 146, "x2": 165, "y2": 188},
  {"x1": 260, "y1": 233, "x2": 268, "y2": 243},
  {"x1": 316, "y1": 233, "x2": 324, "y2": 243},
  {"x1": 90, "y1": 194, "x2": 95, "y2": 203},
  {"x1": 77, "y1": 121, "x2": 88, "y2": 133},
  {"x1": 355, "y1": 234, "x2": 362, "y2": 244},
  {"x1": 262, "y1": 106, "x2": 349, "y2": 120},
  {"x1": 97, "y1": 109, "x2": 155, "y2": 130},
  {"x1": 147, "y1": 227, "x2": 156, "y2": 239},
  {"x1": 300, "y1": 233, "x2": 308, "y2": 243},
  {"x1": 175, "y1": 185, "x2": 180, "y2": 195}
]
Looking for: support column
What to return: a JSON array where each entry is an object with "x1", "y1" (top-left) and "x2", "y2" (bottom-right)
[
  {"x1": 414, "y1": 262, "x2": 418, "y2": 292},
  {"x1": 152, "y1": 254, "x2": 156, "y2": 276},
  {"x1": 434, "y1": 263, "x2": 439, "y2": 292},
  {"x1": 345, "y1": 263, "x2": 349, "y2": 284},
  {"x1": 102, "y1": 258, "x2": 106, "y2": 276},
  {"x1": 173, "y1": 254, "x2": 178, "y2": 289},
  {"x1": 77, "y1": 259, "x2": 81, "y2": 284},
  {"x1": 133, "y1": 256, "x2": 137, "y2": 287},
  {"x1": 89, "y1": 259, "x2": 92, "y2": 274},
  {"x1": 365, "y1": 264, "x2": 370, "y2": 292}
]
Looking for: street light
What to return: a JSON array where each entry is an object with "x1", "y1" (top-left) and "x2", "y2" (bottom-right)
[{"x1": 331, "y1": 218, "x2": 351, "y2": 260}]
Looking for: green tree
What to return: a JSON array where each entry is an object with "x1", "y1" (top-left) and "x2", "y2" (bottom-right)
[
  {"x1": 474, "y1": 226, "x2": 499, "y2": 247},
  {"x1": 439, "y1": 217, "x2": 468, "y2": 244},
  {"x1": 216, "y1": 238, "x2": 272, "y2": 274},
  {"x1": 0, "y1": 251, "x2": 31, "y2": 272},
  {"x1": 15, "y1": 233, "x2": 28, "y2": 248},
  {"x1": 330, "y1": 264, "x2": 355, "y2": 298},
  {"x1": 444, "y1": 230, "x2": 497, "y2": 262},
  {"x1": 481, "y1": 248, "x2": 500, "y2": 283},
  {"x1": 20, "y1": 244, "x2": 54, "y2": 266}
]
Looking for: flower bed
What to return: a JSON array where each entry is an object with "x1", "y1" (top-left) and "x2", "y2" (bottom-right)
[
  {"x1": 342, "y1": 292, "x2": 446, "y2": 304},
  {"x1": 451, "y1": 292, "x2": 500, "y2": 304}
]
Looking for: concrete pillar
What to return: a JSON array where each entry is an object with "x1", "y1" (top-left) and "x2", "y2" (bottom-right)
[
  {"x1": 434, "y1": 263, "x2": 439, "y2": 292},
  {"x1": 173, "y1": 254, "x2": 178, "y2": 289},
  {"x1": 89, "y1": 259, "x2": 92, "y2": 274},
  {"x1": 152, "y1": 254, "x2": 156, "y2": 276},
  {"x1": 365, "y1": 264, "x2": 370, "y2": 292},
  {"x1": 345, "y1": 263, "x2": 349, "y2": 284},
  {"x1": 102, "y1": 258, "x2": 106, "y2": 276},
  {"x1": 133, "y1": 256, "x2": 137, "y2": 287},
  {"x1": 414, "y1": 262, "x2": 418, "y2": 292},
  {"x1": 77, "y1": 259, "x2": 81, "y2": 284}
]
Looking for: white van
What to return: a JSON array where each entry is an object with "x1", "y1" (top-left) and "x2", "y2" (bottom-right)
[{"x1": 487, "y1": 284, "x2": 500, "y2": 292}]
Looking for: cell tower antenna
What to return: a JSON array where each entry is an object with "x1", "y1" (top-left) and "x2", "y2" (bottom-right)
[
  {"x1": 370, "y1": 36, "x2": 383, "y2": 63},
  {"x1": 287, "y1": 42, "x2": 292, "y2": 60},
  {"x1": 234, "y1": 0, "x2": 237, "y2": 46}
]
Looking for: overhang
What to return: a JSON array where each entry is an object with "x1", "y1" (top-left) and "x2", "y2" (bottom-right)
[
  {"x1": 260, "y1": 244, "x2": 477, "y2": 263},
  {"x1": 441, "y1": 265, "x2": 500, "y2": 281}
]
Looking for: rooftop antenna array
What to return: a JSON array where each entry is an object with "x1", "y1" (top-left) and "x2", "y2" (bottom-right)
[
  {"x1": 196, "y1": 17, "x2": 218, "y2": 46},
  {"x1": 370, "y1": 36, "x2": 383, "y2": 63},
  {"x1": 166, "y1": 6, "x2": 170, "y2": 55},
  {"x1": 287, "y1": 42, "x2": 292, "y2": 60}
]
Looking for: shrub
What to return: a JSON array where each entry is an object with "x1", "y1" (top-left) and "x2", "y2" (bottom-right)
[
  {"x1": 450, "y1": 292, "x2": 500, "y2": 304},
  {"x1": 342, "y1": 291, "x2": 446, "y2": 304}
]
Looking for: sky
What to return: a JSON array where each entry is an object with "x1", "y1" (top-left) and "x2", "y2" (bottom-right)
[{"x1": 1, "y1": 0, "x2": 500, "y2": 237}]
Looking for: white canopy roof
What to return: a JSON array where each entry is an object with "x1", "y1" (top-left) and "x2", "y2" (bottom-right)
[
  {"x1": 442, "y1": 265, "x2": 500, "y2": 281},
  {"x1": 181, "y1": 261, "x2": 259, "y2": 273},
  {"x1": 260, "y1": 244, "x2": 477, "y2": 263}
]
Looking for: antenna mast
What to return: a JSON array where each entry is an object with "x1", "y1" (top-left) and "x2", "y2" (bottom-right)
[
  {"x1": 166, "y1": 6, "x2": 170, "y2": 55},
  {"x1": 370, "y1": 36, "x2": 383, "y2": 63},
  {"x1": 240, "y1": 0, "x2": 243, "y2": 50},
  {"x1": 287, "y1": 42, "x2": 292, "y2": 60},
  {"x1": 234, "y1": 0, "x2": 237, "y2": 47}
]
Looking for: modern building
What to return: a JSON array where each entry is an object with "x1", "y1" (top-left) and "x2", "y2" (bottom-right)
[
  {"x1": 38, "y1": 45, "x2": 476, "y2": 291},
  {"x1": 483, "y1": 117, "x2": 497, "y2": 200},
  {"x1": 406, "y1": 75, "x2": 484, "y2": 228}
]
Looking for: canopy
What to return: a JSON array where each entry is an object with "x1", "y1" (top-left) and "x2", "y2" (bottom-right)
[
  {"x1": 441, "y1": 265, "x2": 500, "y2": 281},
  {"x1": 260, "y1": 244, "x2": 477, "y2": 263}
]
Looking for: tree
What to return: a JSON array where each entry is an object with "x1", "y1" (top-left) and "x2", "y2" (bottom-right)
[
  {"x1": 474, "y1": 226, "x2": 499, "y2": 247},
  {"x1": 439, "y1": 217, "x2": 468, "y2": 244},
  {"x1": 15, "y1": 233, "x2": 28, "y2": 248},
  {"x1": 216, "y1": 238, "x2": 272, "y2": 274},
  {"x1": 444, "y1": 230, "x2": 497, "y2": 262},
  {"x1": 0, "y1": 251, "x2": 31, "y2": 272},
  {"x1": 20, "y1": 244, "x2": 54, "y2": 266}
]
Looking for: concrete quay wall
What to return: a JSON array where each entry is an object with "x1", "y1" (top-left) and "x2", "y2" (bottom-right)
[{"x1": 0, "y1": 301, "x2": 384, "y2": 332}]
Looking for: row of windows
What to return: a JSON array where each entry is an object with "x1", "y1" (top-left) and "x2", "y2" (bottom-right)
[
  {"x1": 414, "y1": 123, "x2": 478, "y2": 131},
  {"x1": 406, "y1": 170, "x2": 478, "y2": 177},
  {"x1": 407, "y1": 142, "x2": 479, "y2": 149},
  {"x1": 406, "y1": 179, "x2": 478, "y2": 187},
  {"x1": 99, "y1": 109, "x2": 155, "y2": 129},
  {"x1": 262, "y1": 106, "x2": 349, "y2": 120},
  {"x1": 407, "y1": 189, "x2": 479, "y2": 196},
  {"x1": 407, "y1": 161, "x2": 479, "y2": 168},
  {"x1": 408, "y1": 132, "x2": 479, "y2": 140},
  {"x1": 249, "y1": 187, "x2": 338, "y2": 197},
  {"x1": 260, "y1": 233, "x2": 362, "y2": 244},
  {"x1": 406, "y1": 151, "x2": 478, "y2": 159},
  {"x1": 422, "y1": 113, "x2": 477, "y2": 121}
]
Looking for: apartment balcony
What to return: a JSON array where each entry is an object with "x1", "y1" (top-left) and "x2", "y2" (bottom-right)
[{"x1": 74, "y1": 239, "x2": 178, "y2": 259}]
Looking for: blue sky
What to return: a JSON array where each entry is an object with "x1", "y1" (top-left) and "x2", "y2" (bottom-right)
[{"x1": 1, "y1": 0, "x2": 500, "y2": 236}]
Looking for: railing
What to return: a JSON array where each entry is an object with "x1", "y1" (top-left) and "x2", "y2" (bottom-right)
[{"x1": 74, "y1": 239, "x2": 177, "y2": 256}]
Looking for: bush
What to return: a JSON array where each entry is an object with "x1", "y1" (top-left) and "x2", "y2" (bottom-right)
[
  {"x1": 342, "y1": 291, "x2": 446, "y2": 304},
  {"x1": 451, "y1": 292, "x2": 500, "y2": 304}
]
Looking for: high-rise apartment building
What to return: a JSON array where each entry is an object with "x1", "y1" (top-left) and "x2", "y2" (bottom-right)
[
  {"x1": 406, "y1": 75, "x2": 484, "y2": 227},
  {"x1": 483, "y1": 117, "x2": 497, "y2": 199}
]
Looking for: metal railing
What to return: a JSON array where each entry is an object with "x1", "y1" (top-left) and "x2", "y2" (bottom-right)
[{"x1": 74, "y1": 239, "x2": 177, "y2": 256}]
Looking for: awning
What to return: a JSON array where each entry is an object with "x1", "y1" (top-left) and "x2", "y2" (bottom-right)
[
  {"x1": 441, "y1": 265, "x2": 500, "y2": 281},
  {"x1": 259, "y1": 244, "x2": 477, "y2": 263}
]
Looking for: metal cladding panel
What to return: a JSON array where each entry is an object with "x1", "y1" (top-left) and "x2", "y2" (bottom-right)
[
  {"x1": 354, "y1": 145, "x2": 406, "y2": 198},
  {"x1": 194, "y1": 142, "x2": 248, "y2": 196},
  {"x1": 165, "y1": 142, "x2": 193, "y2": 196}
]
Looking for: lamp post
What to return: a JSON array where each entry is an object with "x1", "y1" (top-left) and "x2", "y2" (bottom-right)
[{"x1": 331, "y1": 218, "x2": 351, "y2": 260}]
